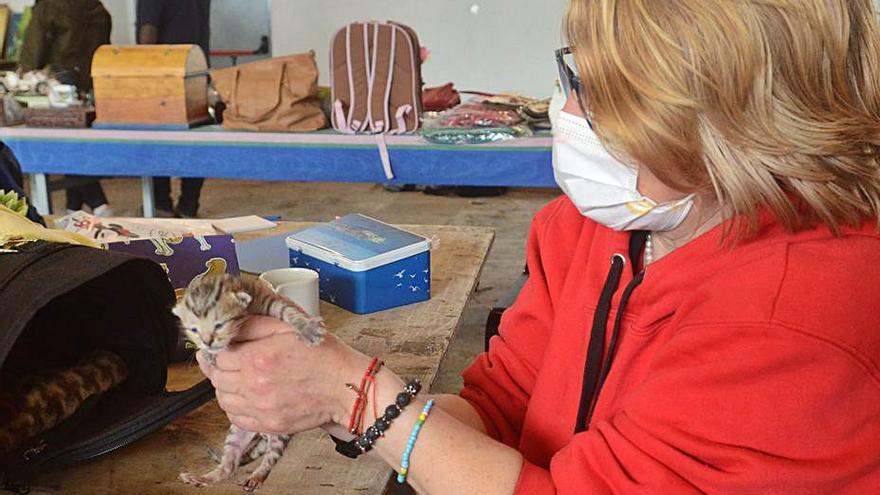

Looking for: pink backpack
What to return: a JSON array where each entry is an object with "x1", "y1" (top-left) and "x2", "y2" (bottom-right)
[
  {"x1": 331, "y1": 21, "x2": 423, "y2": 134},
  {"x1": 330, "y1": 22, "x2": 423, "y2": 178}
]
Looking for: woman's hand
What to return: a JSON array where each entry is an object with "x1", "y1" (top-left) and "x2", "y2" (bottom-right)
[{"x1": 197, "y1": 316, "x2": 371, "y2": 434}]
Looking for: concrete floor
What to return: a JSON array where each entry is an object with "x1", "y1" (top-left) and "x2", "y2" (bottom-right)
[{"x1": 44, "y1": 178, "x2": 560, "y2": 393}]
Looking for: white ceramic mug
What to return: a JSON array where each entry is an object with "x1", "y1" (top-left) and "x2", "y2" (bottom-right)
[{"x1": 258, "y1": 268, "x2": 320, "y2": 317}]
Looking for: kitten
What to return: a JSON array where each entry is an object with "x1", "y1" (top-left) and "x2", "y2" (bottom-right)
[
  {"x1": 173, "y1": 273, "x2": 325, "y2": 492},
  {"x1": 0, "y1": 351, "x2": 128, "y2": 453}
]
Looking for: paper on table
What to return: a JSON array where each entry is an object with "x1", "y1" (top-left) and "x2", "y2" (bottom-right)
[
  {"x1": 55, "y1": 211, "x2": 218, "y2": 243},
  {"x1": 235, "y1": 231, "x2": 298, "y2": 274},
  {"x1": 213, "y1": 215, "x2": 278, "y2": 234}
]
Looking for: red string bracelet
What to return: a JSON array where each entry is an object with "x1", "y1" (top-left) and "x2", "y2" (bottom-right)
[{"x1": 346, "y1": 358, "x2": 383, "y2": 435}]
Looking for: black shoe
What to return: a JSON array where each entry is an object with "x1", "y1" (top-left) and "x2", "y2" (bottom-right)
[
  {"x1": 423, "y1": 186, "x2": 507, "y2": 197},
  {"x1": 152, "y1": 208, "x2": 179, "y2": 218},
  {"x1": 175, "y1": 207, "x2": 199, "y2": 219},
  {"x1": 383, "y1": 184, "x2": 422, "y2": 192}
]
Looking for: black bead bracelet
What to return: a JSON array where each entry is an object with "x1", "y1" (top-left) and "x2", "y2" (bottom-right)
[{"x1": 331, "y1": 379, "x2": 422, "y2": 459}]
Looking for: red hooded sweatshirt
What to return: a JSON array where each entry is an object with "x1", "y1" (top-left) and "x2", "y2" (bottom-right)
[{"x1": 461, "y1": 196, "x2": 880, "y2": 494}]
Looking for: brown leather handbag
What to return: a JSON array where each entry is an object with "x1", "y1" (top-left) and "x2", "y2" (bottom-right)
[{"x1": 211, "y1": 52, "x2": 327, "y2": 132}]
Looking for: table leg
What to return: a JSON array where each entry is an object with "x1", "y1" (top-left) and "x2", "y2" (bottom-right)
[
  {"x1": 29, "y1": 173, "x2": 52, "y2": 215},
  {"x1": 141, "y1": 176, "x2": 155, "y2": 218}
]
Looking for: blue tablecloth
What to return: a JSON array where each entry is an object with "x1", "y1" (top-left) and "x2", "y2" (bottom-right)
[{"x1": 0, "y1": 126, "x2": 555, "y2": 187}]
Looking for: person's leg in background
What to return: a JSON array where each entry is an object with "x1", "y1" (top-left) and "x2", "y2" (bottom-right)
[
  {"x1": 65, "y1": 176, "x2": 85, "y2": 213},
  {"x1": 80, "y1": 179, "x2": 113, "y2": 217},
  {"x1": 152, "y1": 176, "x2": 176, "y2": 217},
  {"x1": 65, "y1": 176, "x2": 112, "y2": 216},
  {"x1": 176, "y1": 177, "x2": 204, "y2": 218}
]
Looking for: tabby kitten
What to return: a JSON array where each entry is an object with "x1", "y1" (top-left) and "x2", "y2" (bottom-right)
[
  {"x1": 173, "y1": 273, "x2": 325, "y2": 492},
  {"x1": 0, "y1": 351, "x2": 128, "y2": 453}
]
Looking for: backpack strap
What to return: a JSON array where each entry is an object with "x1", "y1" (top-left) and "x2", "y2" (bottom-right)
[
  {"x1": 371, "y1": 23, "x2": 399, "y2": 178},
  {"x1": 381, "y1": 24, "x2": 399, "y2": 133},
  {"x1": 366, "y1": 22, "x2": 394, "y2": 133},
  {"x1": 392, "y1": 104, "x2": 413, "y2": 135},
  {"x1": 332, "y1": 23, "x2": 372, "y2": 133},
  {"x1": 330, "y1": 25, "x2": 352, "y2": 132},
  {"x1": 387, "y1": 22, "x2": 422, "y2": 133},
  {"x1": 364, "y1": 22, "x2": 379, "y2": 132},
  {"x1": 375, "y1": 134, "x2": 394, "y2": 180}
]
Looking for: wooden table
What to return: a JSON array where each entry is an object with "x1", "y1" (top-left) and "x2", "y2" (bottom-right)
[{"x1": 29, "y1": 223, "x2": 494, "y2": 494}]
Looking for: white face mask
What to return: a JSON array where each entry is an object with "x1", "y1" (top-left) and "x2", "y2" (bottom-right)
[{"x1": 552, "y1": 111, "x2": 695, "y2": 231}]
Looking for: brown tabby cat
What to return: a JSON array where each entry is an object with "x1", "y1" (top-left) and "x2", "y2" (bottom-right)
[
  {"x1": 173, "y1": 273, "x2": 325, "y2": 492},
  {"x1": 0, "y1": 351, "x2": 128, "y2": 453}
]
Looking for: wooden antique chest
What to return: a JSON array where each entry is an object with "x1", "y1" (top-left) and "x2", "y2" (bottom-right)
[{"x1": 91, "y1": 44, "x2": 210, "y2": 129}]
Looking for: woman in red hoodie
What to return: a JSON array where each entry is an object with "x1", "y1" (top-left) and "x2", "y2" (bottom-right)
[{"x1": 199, "y1": 0, "x2": 880, "y2": 493}]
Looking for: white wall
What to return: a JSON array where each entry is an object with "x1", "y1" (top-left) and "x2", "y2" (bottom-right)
[
  {"x1": 104, "y1": 0, "x2": 136, "y2": 44},
  {"x1": 270, "y1": 0, "x2": 568, "y2": 98},
  {"x1": 3, "y1": 0, "x2": 31, "y2": 12},
  {"x1": 208, "y1": 0, "x2": 271, "y2": 68}
]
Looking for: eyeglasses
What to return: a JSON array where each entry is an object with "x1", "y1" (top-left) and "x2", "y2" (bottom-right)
[
  {"x1": 555, "y1": 46, "x2": 593, "y2": 126},
  {"x1": 555, "y1": 46, "x2": 581, "y2": 99}
]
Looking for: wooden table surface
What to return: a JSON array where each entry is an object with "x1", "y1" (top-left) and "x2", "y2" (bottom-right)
[{"x1": 30, "y1": 223, "x2": 494, "y2": 495}]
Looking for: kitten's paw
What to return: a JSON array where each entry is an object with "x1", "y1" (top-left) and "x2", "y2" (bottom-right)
[
  {"x1": 239, "y1": 475, "x2": 266, "y2": 492},
  {"x1": 206, "y1": 446, "x2": 222, "y2": 464},
  {"x1": 200, "y1": 350, "x2": 218, "y2": 367},
  {"x1": 294, "y1": 317, "x2": 326, "y2": 347},
  {"x1": 179, "y1": 472, "x2": 210, "y2": 488},
  {"x1": 281, "y1": 308, "x2": 327, "y2": 346}
]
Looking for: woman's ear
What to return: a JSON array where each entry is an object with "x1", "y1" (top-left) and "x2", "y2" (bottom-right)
[{"x1": 562, "y1": 90, "x2": 586, "y2": 117}]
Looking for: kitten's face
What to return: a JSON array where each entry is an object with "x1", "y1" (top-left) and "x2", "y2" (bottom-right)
[{"x1": 172, "y1": 275, "x2": 252, "y2": 354}]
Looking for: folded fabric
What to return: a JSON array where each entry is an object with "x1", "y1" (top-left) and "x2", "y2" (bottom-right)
[
  {"x1": 419, "y1": 126, "x2": 531, "y2": 145},
  {"x1": 422, "y1": 82, "x2": 461, "y2": 112}
]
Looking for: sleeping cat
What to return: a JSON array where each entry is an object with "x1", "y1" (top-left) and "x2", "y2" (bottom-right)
[
  {"x1": 0, "y1": 350, "x2": 128, "y2": 453},
  {"x1": 173, "y1": 273, "x2": 325, "y2": 492}
]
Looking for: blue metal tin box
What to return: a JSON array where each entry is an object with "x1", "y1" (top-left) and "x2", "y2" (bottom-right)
[{"x1": 286, "y1": 214, "x2": 431, "y2": 314}]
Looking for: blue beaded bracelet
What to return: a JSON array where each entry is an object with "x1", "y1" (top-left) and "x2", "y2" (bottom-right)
[{"x1": 397, "y1": 399, "x2": 435, "y2": 484}]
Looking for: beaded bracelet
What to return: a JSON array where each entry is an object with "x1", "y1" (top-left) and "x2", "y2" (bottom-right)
[
  {"x1": 331, "y1": 379, "x2": 422, "y2": 459},
  {"x1": 397, "y1": 399, "x2": 435, "y2": 484}
]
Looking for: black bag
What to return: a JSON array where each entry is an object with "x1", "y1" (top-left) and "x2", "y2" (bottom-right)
[
  {"x1": 0, "y1": 240, "x2": 213, "y2": 489},
  {"x1": 0, "y1": 142, "x2": 43, "y2": 227}
]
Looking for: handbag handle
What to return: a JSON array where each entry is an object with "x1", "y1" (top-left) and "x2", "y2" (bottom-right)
[{"x1": 231, "y1": 62, "x2": 286, "y2": 123}]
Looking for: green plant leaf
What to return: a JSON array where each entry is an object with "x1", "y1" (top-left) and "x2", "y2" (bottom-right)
[{"x1": 0, "y1": 189, "x2": 29, "y2": 217}]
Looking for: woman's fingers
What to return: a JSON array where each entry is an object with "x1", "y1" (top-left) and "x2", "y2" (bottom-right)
[
  {"x1": 214, "y1": 345, "x2": 245, "y2": 371},
  {"x1": 227, "y1": 413, "x2": 263, "y2": 432},
  {"x1": 195, "y1": 351, "x2": 211, "y2": 377},
  {"x1": 234, "y1": 316, "x2": 291, "y2": 343},
  {"x1": 215, "y1": 390, "x2": 253, "y2": 416}
]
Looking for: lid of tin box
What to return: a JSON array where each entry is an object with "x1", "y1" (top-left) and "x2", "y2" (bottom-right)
[{"x1": 286, "y1": 214, "x2": 431, "y2": 272}]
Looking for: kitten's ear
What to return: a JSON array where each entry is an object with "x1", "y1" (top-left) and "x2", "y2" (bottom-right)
[
  {"x1": 235, "y1": 291, "x2": 252, "y2": 307},
  {"x1": 171, "y1": 305, "x2": 183, "y2": 318}
]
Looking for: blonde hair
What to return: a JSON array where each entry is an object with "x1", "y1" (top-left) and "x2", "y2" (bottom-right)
[{"x1": 565, "y1": 0, "x2": 880, "y2": 235}]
